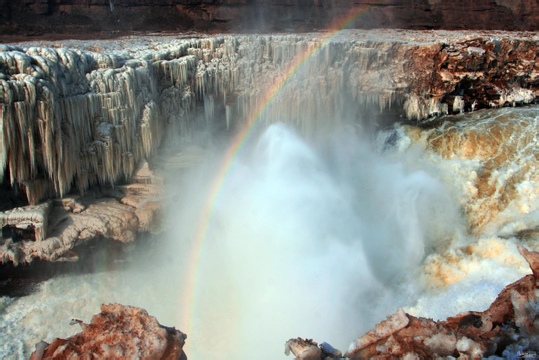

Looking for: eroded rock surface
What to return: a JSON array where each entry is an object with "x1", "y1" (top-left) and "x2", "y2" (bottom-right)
[
  {"x1": 29, "y1": 303, "x2": 187, "y2": 360},
  {"x1": 0, "y1": 165, "x2": 163, "y2": 265}
]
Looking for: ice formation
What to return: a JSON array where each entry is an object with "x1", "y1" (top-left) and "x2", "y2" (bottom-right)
[
  {"x1": 0, "y1": 202, "x2": 51, "y2": 243},
  {"x1": 0, "y1": 176, "x2": 163, "y2": 264},
  {"x1": 1, "y1": 31, "x2": 536, "y2": 208},
  {"x1": 0, "y1": 45, "x2": 162, "y2": 204}
]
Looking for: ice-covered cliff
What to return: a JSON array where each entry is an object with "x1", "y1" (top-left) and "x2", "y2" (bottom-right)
[
  {"x1": 0, "y1": 30, "x2": 537, "y2": 263},
  {"x1": 1, "y1": 31, "x2": 537, "y2": 204}
]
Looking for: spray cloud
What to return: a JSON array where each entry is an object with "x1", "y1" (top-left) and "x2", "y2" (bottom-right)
[{"x1": 164, "y1": 120, "x2": 463, "y2": 358}]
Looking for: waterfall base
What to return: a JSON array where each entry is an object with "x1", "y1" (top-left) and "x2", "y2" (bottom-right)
[
  {"x1": 25, "y1": 248, "x2": 539, "y2": 359},
  {"x1": 286, "y1": 247, "x2": 539, "y2": 359}
]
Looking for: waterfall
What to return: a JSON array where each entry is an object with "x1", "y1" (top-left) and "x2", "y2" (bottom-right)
[
  {"x1": 1, "y1": 34, "x2": 535, "y2": 204},
  {"x1": 0, "y1": 32, "x2": 537, "y2": 359}
]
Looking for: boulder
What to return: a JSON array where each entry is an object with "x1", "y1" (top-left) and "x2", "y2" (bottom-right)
[{"x1": 29, "y1": 303, "x2": 187, "y2": 360}]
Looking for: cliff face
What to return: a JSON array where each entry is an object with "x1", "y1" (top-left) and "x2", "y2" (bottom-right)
[
  {"x1": 1, "y1": 32, "x2": 536, "y2": 205},
  {"x1": 0, "y1": 0, "x2": 538, "y2": 38}
]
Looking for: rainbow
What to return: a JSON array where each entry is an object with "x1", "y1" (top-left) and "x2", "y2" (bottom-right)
[{"x1": 180, "y1": 4, "x2": 379, "y2": 336}]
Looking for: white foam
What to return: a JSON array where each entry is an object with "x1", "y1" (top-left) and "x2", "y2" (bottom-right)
[
  {"x1": 164, "y1": 122, "x2": 465, "y2": 358},
  {"x1": 408, "y1": 237, "x2": 531, "y2": 320}
]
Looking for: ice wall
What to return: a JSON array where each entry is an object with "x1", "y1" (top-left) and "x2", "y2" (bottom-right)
[
  {"x1": 1, "y1": 32, "x2": 536, "y2": 205},
  {"x1": 0, "y1": 45, "x2": 161, "y2": 204}
]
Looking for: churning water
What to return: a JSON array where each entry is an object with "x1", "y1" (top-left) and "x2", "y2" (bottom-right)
[{"x1": 1, "y1": 104, "x2": 537, "y2": 359}]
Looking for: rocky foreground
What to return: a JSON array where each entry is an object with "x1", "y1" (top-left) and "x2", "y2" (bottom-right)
[
  {"x1": 28, "y1": 247, "x2": 539, "y2": 359},
  {"x1": 29, "y1": 303, "x2": 187, "y2": 359},
  {"x1": 286, "y1": 247, "x2": 539, "y2": 359}
]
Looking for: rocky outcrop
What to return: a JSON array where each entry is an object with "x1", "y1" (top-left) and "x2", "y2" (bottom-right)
[
  {"x1": 1, "y1": 32, "x2": 536, "y2": 202},
  {"x1": 403, "y1": 37, "x2": 539, "y2": 120},
  {"x1": 0, "y1": 163, "x2": 163, "y2": 265},
  {"x1": 29, "y1": 303, "x2": 187, "y2": 360},
  {"x1": 286, "y1": 247, "x2": 539, "y2": 359},
  {"x1": 285, "y1": 338, "x2": 343, "y2": 360},
  {"x1": 0, "y1": 0, "x2": 537, "y2": 39}
]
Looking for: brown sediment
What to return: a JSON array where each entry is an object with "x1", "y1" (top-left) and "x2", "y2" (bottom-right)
[{"x1": 407, "y1": 107, "x2": 538, "y2": 235}]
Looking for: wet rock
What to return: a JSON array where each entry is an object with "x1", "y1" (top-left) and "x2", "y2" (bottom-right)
[
  {"x1": 318, "y1": 342, "x2": 342, "y2": 358},
  {"x1": 29, "y1": 303, "x2": 187, "y2": 360},
  {"x1": 285, "y1": 338, "x2": 344, "y2": 359},
  {"x1": 284, "y1": 338, "x2": 322, "y2": 360}
]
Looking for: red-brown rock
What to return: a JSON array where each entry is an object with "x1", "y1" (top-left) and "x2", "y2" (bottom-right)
[{"x1": 29, "y1": 304, "x2": 187, "y2": 360}]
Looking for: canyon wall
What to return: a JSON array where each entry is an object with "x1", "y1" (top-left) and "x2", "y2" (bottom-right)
[{"x1": 0, "y1": 0, "x2": 538, "y2": 38}]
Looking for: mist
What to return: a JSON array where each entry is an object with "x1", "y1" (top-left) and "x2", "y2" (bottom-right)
[
  {"x1": 0, "y1": 27, "x2": 537, "y2": 359},
  {"x1": 0, "y1": 118, "x2": 467, "y2": 359},
  {"x1": 162, "y1": 121, "x2": 464, "y2": 358}
]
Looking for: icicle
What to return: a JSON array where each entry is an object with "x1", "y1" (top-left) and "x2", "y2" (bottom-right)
[
  {"x1": 140, "y1": 101, "x2": 160, "y2": 158},
  {"x1": 7, "y1": 34, "x2": 529, "y2": 205},
  {"x1": 225, "y1": 104, "x2": 232, "y2": 131},
  {"x1": 404, "y1": 94, "x2": 448, "y2": 121},
  {"x1": 22, "y1": 179, "x2": 50, "y2": 206},
  {"x1": 0, "y1": 103, "x2": 6, "y2": 181},
  {"x1": 453, "y1": 96, "x2": 465, "y2": 113}
]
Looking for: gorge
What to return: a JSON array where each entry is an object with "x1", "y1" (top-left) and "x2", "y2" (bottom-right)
[{"x1": 0, "y1": 3, "x2": 538, "y2": 359}]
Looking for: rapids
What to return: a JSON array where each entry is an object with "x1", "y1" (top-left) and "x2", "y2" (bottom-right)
[{"x1": 1, "y1": 104, "x2": 537, "y2": 359}]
